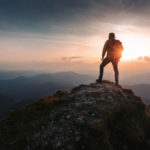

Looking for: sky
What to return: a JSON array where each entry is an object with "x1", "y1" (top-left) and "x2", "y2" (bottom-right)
[{"x1": 0, "y1": 0, "x2": 150, "y2": 75}]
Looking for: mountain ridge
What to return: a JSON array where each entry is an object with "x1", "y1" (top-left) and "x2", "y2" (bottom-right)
[{"x1": 1, "y1": 81, "x2": 150, "y2": 150}]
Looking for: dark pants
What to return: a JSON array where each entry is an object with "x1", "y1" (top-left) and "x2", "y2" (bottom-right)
[{"x1": 99, "y1": 57, "x2": 119, "y2": 84}]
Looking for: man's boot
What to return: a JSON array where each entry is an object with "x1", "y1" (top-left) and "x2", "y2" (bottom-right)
[
  {"x1": 115, "y1": 78, "x2": 119, "y2": 86},
  {"x1": 96, "y1": 78, "x2": 102, "y2": 84},
  {"x1": 115, "y1": 81, "x2": 118, "y2": 86}
]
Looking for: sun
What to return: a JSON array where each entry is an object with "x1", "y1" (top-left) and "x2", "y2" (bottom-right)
[{"x1": 118, "y1": 34, "x2": 150, "y2": 61}]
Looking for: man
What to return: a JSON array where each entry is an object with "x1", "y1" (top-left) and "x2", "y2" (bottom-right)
[{"x1": 96, "y1": 33, "x2": 123, "y2": 85}]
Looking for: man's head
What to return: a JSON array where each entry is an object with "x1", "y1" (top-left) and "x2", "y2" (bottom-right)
[{"x1": 109, "y1": 32, "x2": 115, "y2": 40}]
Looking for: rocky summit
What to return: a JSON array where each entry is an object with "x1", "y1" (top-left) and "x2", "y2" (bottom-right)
[{"x1": 1, "y1": 80, "x2": 150, "y2": 150}]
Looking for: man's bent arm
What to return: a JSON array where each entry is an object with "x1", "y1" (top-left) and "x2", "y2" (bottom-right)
[{"x1": 102, "y1": 40, "x2": 108, "y2": 60}]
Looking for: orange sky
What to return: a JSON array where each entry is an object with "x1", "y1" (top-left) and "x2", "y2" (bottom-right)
[
  {"x1": 0, "y1": 26, "x2": 150, "y2": 66},
  {"x1": 0, "y1": 0, "x2": 150, "y2": 75}
]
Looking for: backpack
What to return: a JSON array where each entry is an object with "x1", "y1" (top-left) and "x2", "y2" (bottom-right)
[{"x1": 109, "y1": 39, "x2": 123, "y2": 59}]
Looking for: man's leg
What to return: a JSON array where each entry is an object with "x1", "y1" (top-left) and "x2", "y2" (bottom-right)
[
  {"x1": 112, "y1": 59, "x2": 119, "y2": 85},
  {"x1": 98, "y1": 57, "x2": 111, "y2": 82}
]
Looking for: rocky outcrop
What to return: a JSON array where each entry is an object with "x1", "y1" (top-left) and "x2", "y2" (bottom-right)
[{"x1": 0, "y1": 80, "x2": 150, "y2": 150}]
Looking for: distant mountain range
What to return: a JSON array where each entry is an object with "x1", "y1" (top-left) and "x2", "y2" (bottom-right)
[
  {"x1": 0, "y1": 71, "x2": 95, "y2": 101},
  {"x1": 0, "y1": 71, "x2": 95, "y2": 119},
  {"x1": 1, "y1": 70, "x2": 150, "y2": 120},
  {"x1": 0, "y1": 70, "x2": 40, "y2": 80},
  {"x1": 123, "y1": 84, "x2": 150, "y2": 103},
  {"x1": 122, "y1": 72, "x2": 150, "y2": 85}
]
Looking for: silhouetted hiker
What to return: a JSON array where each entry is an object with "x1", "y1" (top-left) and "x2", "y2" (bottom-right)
[{"x1": 96, "y1": 33, "x2": 123, "y2": 85}]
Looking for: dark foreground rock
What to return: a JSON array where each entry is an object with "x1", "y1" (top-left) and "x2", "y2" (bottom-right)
[{"x1": 1, "y1": 81, "x2": 150, "y2": 150}]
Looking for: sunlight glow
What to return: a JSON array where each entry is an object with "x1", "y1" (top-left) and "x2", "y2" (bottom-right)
[{"x1": 118, "y1": 34, "x2": 150, "y2": 61}]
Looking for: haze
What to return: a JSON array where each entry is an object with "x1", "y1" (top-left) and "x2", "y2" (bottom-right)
[{"x1": 0, "y1": 0, "x2": 150, "y2": 81}]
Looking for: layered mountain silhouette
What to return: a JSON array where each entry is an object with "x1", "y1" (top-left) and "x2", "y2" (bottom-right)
[
  {"x1": 0, "y1": 71, "x2": 94, "y2": 100},
  {"x1": 124, "y1": 84, "x2": 150, "y2": 103},
  {"x1": 0, "y1": 72, "x2": 95, "y2": 119},
  {"x1": 1, "y1": 81, "x2": 150, "y2": 150}
]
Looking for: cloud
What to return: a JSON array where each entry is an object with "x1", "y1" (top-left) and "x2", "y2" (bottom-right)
[
  {"x1": 136, "y1": 56, "x2": 150, "y2": 62},
  {"x1": 61, "y1": 56, "x2": 83, "y2": 61},
  {"x1": 0, "y1": 0, "x2": 150, "y2": 33}
]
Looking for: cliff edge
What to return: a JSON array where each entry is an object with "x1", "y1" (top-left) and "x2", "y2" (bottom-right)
[{"x1": 1, "y1": 81, "x2": 150, "y2": 150}]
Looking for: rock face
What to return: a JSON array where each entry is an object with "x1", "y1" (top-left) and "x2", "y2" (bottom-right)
[{"x1": 1, "y1": 80, "x2": 150, "y2": 150}]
